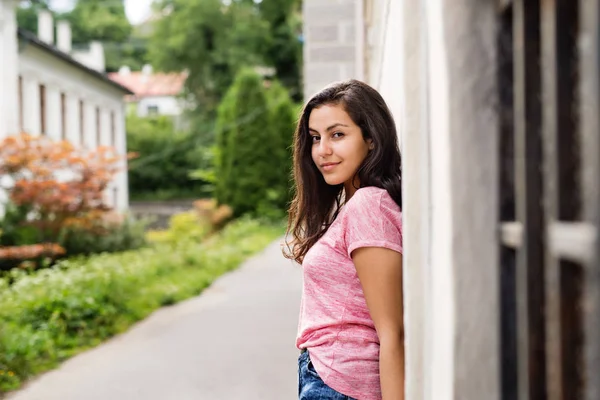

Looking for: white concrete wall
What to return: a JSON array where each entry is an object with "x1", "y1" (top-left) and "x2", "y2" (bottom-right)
[
  {"x1": 0, "y1": 1, "x2": 20, "y2": 209},
  {"x1": 364, "y1": 1, "x2": 501, "y2": 399},
  {"x1": 425, "y1": 1, "x2": 455, "y2": 397},
  {"x1": 0, "y1": 0, "x2": 19, "y2": 139},
  {"x1": 302, "y1": 0, "x2": 364, "y2": 99},
  {"x1": 14, "y1": 44, "x2": 129, "y2": 211},
  {"x1": 136, "y1": 95, "x2": 182, "y2": 117}
]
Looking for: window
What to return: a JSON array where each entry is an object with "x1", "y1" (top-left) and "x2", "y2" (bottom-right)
[
  {"x1": 147, "y1": 105, "x2": 159, "y2": 115},
  {"x1": 79, "y1": 100, "x2": 85, "y2": 146},
  {"x1": 96, "y1": 107, "x2": 101, "y2": 146},
  {"x1": 497, "y1": 0, "x2": 599, "y2": 398},
  {"x1": 61, "y1": 93, "x2": 66, "y2": 140},
  {"x1": 39, "y1": 84, "x2": 46, "y2": 135}
]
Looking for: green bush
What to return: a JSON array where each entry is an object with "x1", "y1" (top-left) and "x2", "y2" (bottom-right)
[
  {"x1": 0, "y1": 204, "x2": 38, "y2": 247},
  {"x1": 215, "y1": 70, "x2": 297, "y2": 218},
  {"x1": 126, "y1": 114, "x2": 210, "y2": 200},
  {"x1": 145, "y1": 210, "x2": 210, "y2": 245},
  {"x1": 0, "y1": 218, "x2": 283, "y2": 393},
  {"x1": 266, "y1": 81, "x2": 297, "y2": 212},
  {"x1": 58, "y1": 215, "x2": 149, "y2": 256}
]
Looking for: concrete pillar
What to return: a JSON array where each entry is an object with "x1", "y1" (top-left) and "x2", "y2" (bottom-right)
[
  {"x1": 66, "y1": 94, "x2": 81, "y2": 145},
  {"x1": 114, "y1": 104, "x2": 129, "y2": 210},
  {"x1": 0, "y1": 0, "x2": 19, "y2": 139},
  {"x1": 83, "y1": 102, "x2": 96, "y2": 148},
  {"x1": 23, "y1": 77, "x2": 41, "y2": 135},
  {"x1": 400, "y1": 0, "x2": 429, "y2": 398},
  {"x1": 427, "y1": 0, "x2": 501, "y2": 398},
  {"x1": 100, "y1": 108, "x2": 111, "y2": 146},
  {"x1": 46, "y1": 85, "x2": 61, "y2": 140}
]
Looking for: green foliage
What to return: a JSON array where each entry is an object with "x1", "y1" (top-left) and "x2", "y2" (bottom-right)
[
  {"x1": 0, "y1": 203, "x2": 38, "y2": 246},
  {"x1": 215, "y1": 70, "x2": 297, "y2": 218},
  {"x1": 0, "y1": 218, "x2": 284, "y2": 393},
  {"x1": 66, "y1": 0, "x2": 132, "y2": 45},
  {"x1": 215, "y1": 69, "x2": 272, "y2": 216},
  {"x1": 258, "y1": 0, "x2": 303, "y2": 100},
  {"x1": 102, "y1": 35, "x2": 150, "y2": 73},
  {"x1": 58, "y1": 216, "x2": 148, "y2": 257},
  {"x1": 126, "y1": 114, "x2": 210, "y2": 200},
  {"x1": 267, "y1": 81, "x2": 297, "y2": 210},
  {"x1": 145, "y1": 211, "x2": 210, "y2": 246},
  {"x1": 150, "y1": 0, "x2": 285, "y2": 117},
  {"x1": 16, "y1": 1, "x2": 53, "y2": 33}
]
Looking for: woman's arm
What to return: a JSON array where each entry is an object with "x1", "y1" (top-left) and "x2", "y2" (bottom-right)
[{"x1": 352, "y1": 247, "x2": 404, "y2": 400}]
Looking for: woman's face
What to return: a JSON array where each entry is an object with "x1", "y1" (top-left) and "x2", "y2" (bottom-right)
[{"x1": 308, "y1": 104, "x2": 371, "y2": 198}]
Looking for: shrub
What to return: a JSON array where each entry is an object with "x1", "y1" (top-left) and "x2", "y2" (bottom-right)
[
  {"x1": 126, "y1": 114, "x2": 211, "y2": 200},
  {"x1": 0, "y1": 203, "x2": 38, "y2": 246},
  {"x1": 145, "y1": 210, "x2": 210, "y2": 245},
  {"x1": 0, "y1": 218, "x2": 283, "y2": 393},
  {"x1": 145, "y1": 199, "x2": 234, "y2": 246},
  {"x1": 0, "y1": 134, "x2": 131, "y2": 239},
  {"x1": 215, "y1": 70, "x2": 295, "y2": 218},
  {"x1": 192, "y1": 198, "x2": 233, "y2": 230},
  {"x1": 58, "y1": 214, "x2": 148, "y2": 256},
  {"x1": 0, "y1": 134, "x2": 139, "y2": 269},
  {"x1": 265, "y1": 81, "x2": 297, "y2": 212}
]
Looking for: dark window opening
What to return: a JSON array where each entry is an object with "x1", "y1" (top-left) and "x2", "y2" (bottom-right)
[
  {"x1": 39, "y1": 84, "x2": 46, "y2": 135},
  {"x1": 61, "y1": 93, "x2": 67, "y2": 140}
]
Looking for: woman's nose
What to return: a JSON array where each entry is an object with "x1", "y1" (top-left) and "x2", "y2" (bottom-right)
[{"x1": 317, "y1": 139, "x2": 332, "y2": 156}]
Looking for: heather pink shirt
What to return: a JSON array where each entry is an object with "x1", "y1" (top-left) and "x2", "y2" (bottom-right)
[{"x1": 296, "y1": 186, "x2": 403, "y2": 400}]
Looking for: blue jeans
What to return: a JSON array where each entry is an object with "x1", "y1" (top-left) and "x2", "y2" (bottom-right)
[{"x1": 298, "y1": 350, "x2": 356, "y2": 400}]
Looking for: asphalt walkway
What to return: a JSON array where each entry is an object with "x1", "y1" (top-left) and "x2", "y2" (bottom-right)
[{"x1": 7, "y1": 239, "x2": 302, "y2": 400}]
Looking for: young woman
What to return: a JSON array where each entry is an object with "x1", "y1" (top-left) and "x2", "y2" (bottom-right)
[{"x1": 283, "y1": 79, "x2": 404, "y2": 400}]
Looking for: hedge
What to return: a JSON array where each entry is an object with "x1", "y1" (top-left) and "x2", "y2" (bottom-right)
[{"x1": 0, "y1": 218, "x2": 284, "y2": 393}]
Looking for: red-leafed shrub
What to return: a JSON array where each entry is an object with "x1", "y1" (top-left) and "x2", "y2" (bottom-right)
[{"x1": 0, "y1": 133, "x2": 139, "y2": 270}]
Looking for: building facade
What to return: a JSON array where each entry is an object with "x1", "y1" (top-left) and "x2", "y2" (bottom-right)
[
  {"x1": 303, "y1": 1, "x2": 600, "y2": 399},
  {"x1": 0, "y1": 3, "x2": 131, "y2": 211},
  {"x1": 108, "y1": 65, "x2": 187, "y2": 117}
]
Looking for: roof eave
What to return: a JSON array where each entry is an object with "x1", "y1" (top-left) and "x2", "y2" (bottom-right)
[{"x1": 17, "y1": 28, "x2": 134, "y2": 95}]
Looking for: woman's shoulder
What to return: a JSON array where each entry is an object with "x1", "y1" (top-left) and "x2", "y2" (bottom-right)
[{"x1": 347, "y1": 186, "x2": 399, "y2": 211}]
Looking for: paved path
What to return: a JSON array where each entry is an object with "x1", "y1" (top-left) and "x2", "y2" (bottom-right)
[{"x1": 7, "y1": 239, "x2": 302, "y2": 400}]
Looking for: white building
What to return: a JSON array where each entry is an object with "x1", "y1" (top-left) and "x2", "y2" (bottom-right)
[
  {"x1": 0, "y1": 3, "x2": 132, "y2": 211},
  {"x1": 304, "y1": 0, "x2": 600, "y2": 399},
  {"x1": 108, "y1": 65, "x2": 187, "y2": 119}
]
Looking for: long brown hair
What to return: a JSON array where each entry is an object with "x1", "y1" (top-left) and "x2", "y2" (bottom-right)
[{"x1": 282, "y1": 79, "x2": 402, "y2": 264}]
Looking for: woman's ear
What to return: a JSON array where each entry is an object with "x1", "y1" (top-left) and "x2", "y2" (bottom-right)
[{"x1": 367, "y1": 138, "x2": 375, "y2": 150}]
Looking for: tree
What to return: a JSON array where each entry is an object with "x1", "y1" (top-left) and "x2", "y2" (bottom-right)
[
  {"x1": 126, "y1": 114, "x2": 209, "y2": 200},
  {"x1": 266, "y1": 81, "x2": 297, "y2": 211},
  {"x1": 215, "y1": 70, "x2": 296, "y2": 218},
  {"x1": 16, "y1": 1, "x2": 55, "y2": 34},
  {"x1": 65, "y1": 0, "x2": 132, "y2": 45},
  {"x1": 149, "y1": 0, "x2": 270, "y2": 118},
  {"x1": 215, "y1": 69, "x2": 275, "y2": 216},
  {"x1": 258, "y1": 0, "x2": 303, "y2": 100}
]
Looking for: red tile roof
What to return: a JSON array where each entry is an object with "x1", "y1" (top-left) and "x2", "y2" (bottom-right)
[{"x1": 108, "y1": 71, "x2": 187, "y2": 99}]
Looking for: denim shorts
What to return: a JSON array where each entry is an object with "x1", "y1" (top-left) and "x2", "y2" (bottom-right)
[{"x1": 298, "y1": 350, "x2": 356, "y2": 400}]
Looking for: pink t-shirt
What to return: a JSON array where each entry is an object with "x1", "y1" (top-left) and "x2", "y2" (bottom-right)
[{"x1": 296, "y1": 186, "x2": 403, "y2": 400}]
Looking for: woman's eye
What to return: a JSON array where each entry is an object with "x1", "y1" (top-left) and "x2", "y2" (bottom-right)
[
  {"x1": 311, "y1": 136, "x2": 320, "y2": 143},
  {"x1": 332, "y1": 132, "x2": 345, "y2": 138}
]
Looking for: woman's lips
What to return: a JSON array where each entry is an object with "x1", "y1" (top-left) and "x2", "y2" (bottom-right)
[{"x1": 321, "y1": 162, "x2": 340, "y2": 172}]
